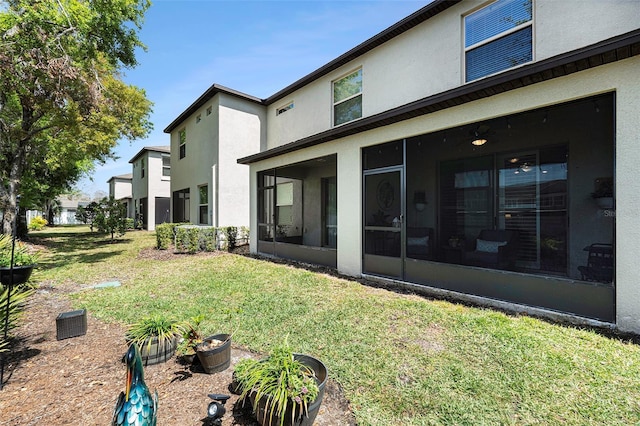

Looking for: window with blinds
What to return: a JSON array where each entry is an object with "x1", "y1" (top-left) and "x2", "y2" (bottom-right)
[
  {"x1": 439, "y1": 146, "x2": 568, "y2": 273},
  {"x1": 464, "y1": 0, "x2": 533, "y2": 82}
]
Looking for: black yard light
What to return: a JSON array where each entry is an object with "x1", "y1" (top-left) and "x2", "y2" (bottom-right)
[{"x1": 206, "y1": 393, "x2": 230, "y2": 425}]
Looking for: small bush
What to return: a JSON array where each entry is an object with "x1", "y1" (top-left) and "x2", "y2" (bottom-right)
[
  {"x1": 156, "y1": 223, "x2": 174, "y2": 250},
  {"x1": 223, "y1": 226, "x2": 238, "y2": 252},
  {"x1": 203, "y1": 228, "x2": 216, "y2": 252},
  {"x1": 125, "y1": 218, "x2": 135, "y2": 230},
  {"x1": 28, "y1": 216, "x2": 47, "y2": 231},
  {"x1": 175, "y1": 226, "x2": 216, "y2": 253},
  {"x1": 239, "y1": 226, "x2": 250, "y2": 245}
]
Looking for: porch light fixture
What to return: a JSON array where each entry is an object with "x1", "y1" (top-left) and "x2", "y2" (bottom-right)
[{"x1": 470, "y1": 125, "x2": 490, "y2": 146}]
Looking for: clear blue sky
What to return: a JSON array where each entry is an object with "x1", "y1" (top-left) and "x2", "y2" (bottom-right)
[{"x1": 77, "y1": 0, "x2": 427, "y2": 197}]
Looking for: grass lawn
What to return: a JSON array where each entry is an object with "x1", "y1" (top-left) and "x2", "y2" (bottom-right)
[{"x1": 30, "y1": 226, "x2": 640, "y2": 425}]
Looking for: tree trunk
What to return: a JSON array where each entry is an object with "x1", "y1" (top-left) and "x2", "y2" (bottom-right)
[
  {"x1": 1, "y1": 192, "x2": 17, "y2": 236},
  {"x1": 2, "y1": 143, "x2": 26, "y2": 236}
]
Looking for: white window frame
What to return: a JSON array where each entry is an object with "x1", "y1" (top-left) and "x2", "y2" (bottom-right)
[
  {"x1": 332, "y1": 68, "x2": 363, "y2": 127},
  {"x1": 161, "y1": 154, "x2": 170, "y2": 178},
  {"x1": 463, "y1": 0, "x2": 534, "y2": 82},
  {"x1": 178, "y1": 128, "x2": 186, "y2": 159},
  {"x1": 140, "y1": 158, "x2": 145, "y2": 179},
  {"x1": 198, "y1": 184, "x2": 208, "y2": 225}
]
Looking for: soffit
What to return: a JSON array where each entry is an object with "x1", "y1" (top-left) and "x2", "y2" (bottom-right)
[{"x1": 238, "y1": 29, "x2": 640, "y2": 165}]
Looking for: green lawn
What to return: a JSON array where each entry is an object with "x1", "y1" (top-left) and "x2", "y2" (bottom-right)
[{"x1": 31, "y1": 226, "x2": 640, "y2": 425}]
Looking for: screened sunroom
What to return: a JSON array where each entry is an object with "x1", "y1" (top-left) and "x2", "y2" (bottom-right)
[
  {"x1": 257, "y1": 154, "x2": 337, "y2": 267},
  {"x1": 362, "y1": 92, "x2": 614, "y2": 322}
]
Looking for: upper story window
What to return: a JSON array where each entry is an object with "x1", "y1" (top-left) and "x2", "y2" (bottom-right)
[
  {"x1": 162, "y1": 154, "x2": 170, "y2": 177},
  {"x1": 206, "y1": 106, "x2": 212, "y2": 116},
  {"x1": 333, "y1": 68, "x2": 362, "y2": 126},
  {"x1": 179, "y1": 129, "x2": 186, "y2": 159},
  {"x1": 464, "y1": 0, "x2": 533, "y2": 82},
  {"x1": 196, "y1": 114, "x2": 201, "y2": 123},
  {"x1": 141, "y1": 158, "x2": 145, "y2": 178}
]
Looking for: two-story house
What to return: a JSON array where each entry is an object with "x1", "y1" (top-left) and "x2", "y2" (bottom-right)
[
  {"x1": 172, "y1": 0, "x2": 640, "y2": 334},
  {"x1": 128, "y1": 146, "x2": 171, "y2": 231},
  {"x1": 164, "y1": 87, "x2": 264, "y2": 228},
  {"x1": 107, "y1": 173, "x2": 133, "y2": 218}
]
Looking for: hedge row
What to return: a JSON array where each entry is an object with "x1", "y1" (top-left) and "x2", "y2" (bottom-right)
[{"x1": 155, "y1": 223, "x2": 249, "y2": 253}]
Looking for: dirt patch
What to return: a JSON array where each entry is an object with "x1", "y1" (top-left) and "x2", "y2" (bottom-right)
[{"x1": 0, "y1": 288, "x2": 355, "y2": 425}]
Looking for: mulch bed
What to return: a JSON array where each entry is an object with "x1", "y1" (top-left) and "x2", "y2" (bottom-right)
[{"x1": 0, "y1": 279, "x2": 355, "y2": 425}]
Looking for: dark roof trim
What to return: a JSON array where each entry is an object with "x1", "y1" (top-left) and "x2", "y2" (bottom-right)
[
  {"x1": 164, "y1": 1, "x2": 459, "y2": 134},
  {"x1": 129, "y1": 145, "x2": 171, "y2": 163},
  {"x1": 107, "y1": 173, "x2": 133, "y2": 182},
  {"x1": 238, "y1": 29, "x2": 640, "y2": 165},
  {"x1": 163, "y1": 84, "x2": 263, "y2": 133},
  {"x1": 265, "y1": 0, "x2": 461, "y2": 104}
]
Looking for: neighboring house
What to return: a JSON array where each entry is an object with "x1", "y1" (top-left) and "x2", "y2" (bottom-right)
[
  {"x1": 164, "y1": 87, "x2": 263, "y2": 228},
  {"x1": 107, "y1": 173, "x2": 133, "y2": 219},
  {"x1": 25, "y1": 196, "x2": 89, "y2": 225},
  {"x1": 172, "y1": 0, "x2": 640, "y2": 334},
  {"x1": 128, "y1": 146, "x2": 171, "y2": 231},
  {"x1": 54, "y1": 197, "x2": 86, "y2": 225}
]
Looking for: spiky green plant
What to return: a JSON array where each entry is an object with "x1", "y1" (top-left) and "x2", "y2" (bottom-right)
[
  {"x1": 234, "y1": 339, "x2": 319, "y2": 426},
  {"x1": 0, "y1": 284, "x2": 34, "y2": 353},
  {"x1": 125, "y1": 315, "x2": 184, "y2": 357}
]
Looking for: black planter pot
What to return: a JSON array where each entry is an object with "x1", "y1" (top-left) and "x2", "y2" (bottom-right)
[
  {"x1": 0, "y1": 265, "x2": 35, "y2": 286},
  {"x1": 196, "y1": 334, "x2": 231, "y2": 374},
  {"x1": 251, "y1": 354, "x2": 327, "y2": 426}
]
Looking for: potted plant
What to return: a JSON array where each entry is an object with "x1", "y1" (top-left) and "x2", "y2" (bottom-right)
[
  {"x1": 0, "y1": 235, "x2": 38, "y2": 286},
  {"x1": 125, "y1": 315, "x2": 184, "y2": 366},
  {"x1": 233, "y1": 340, "x2": 327, "y2": 426},
  {"x1": 176, "y1": 314, "x2": 205, "y2": 364},
  {"x1": 591, "y1": 177, "x2": 613, "y2": 209}
]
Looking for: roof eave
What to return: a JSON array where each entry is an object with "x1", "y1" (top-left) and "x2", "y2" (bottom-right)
[
  {"x1": 163, "y1": 84, "x2": 265, "y2": 134},
  {"x1": 128, "y1": 146, "x2": 171, "y2": 163},
  {"x1": 238, "y1": 28, "x2": 640, "y2": 165},
  {"x1": 265, "y1": 0, "x2": 461, "y2": 105}
]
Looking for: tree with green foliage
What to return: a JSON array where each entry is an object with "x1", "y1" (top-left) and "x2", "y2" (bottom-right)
[
  {"x1": 94, "y1": 197, "x2": 127, "y2": 241},
  {"x1": 0, "y1": 0, "x2": 153, "y2": 235},
  {"x1": 75, "y1": 201, "x2": 99, "y2": 231}
]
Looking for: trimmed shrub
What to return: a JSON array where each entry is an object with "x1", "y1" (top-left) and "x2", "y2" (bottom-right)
[
  {"x1": 223, "y1": 226, "x2": 238, "y2": 252},
  {"x1": 174, "y1": 225, "x2": 216, "y2": 253},
  {"x1": 125, "y1": 218, "x2": 135, "y2": 230},
  {"x1": 239, "y1": 226, "x2": 250, "y2": 245},
  {"x1": 156, "y1": 223, "x2": 174, "y2": 250}
]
